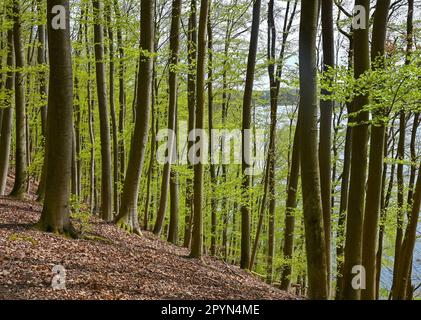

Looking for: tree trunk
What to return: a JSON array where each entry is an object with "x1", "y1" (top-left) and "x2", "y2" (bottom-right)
[
  {"x1": 319, "y1": 0, "x2": 335, "y2": 293},
  {"x1": 10, "y1": 0, "x2": 27, "y2": 199},
  {"x1": 92, "y1": 0, "x2": 113, "y2": 221},
  {"x1": 167, "y1": 168, "x2": 179, "y2": 244},
  {"x1": 239, "y1": 0, "x2": 261, "y2": 270},
  {"x1": 106, "y1": 1, "x2": 120, "y2": 216},
  {"x1": 183, "y1": 0, "x2": 197, "y2": 249},
  {"x1": 341, "y1": 0, "x2": 370, "y2": 300},
  {"x1": 361, "y1": 0, "x2": 390, "y2": 300},
  {"x1": 0, "y1": 28, "x2": 14, "y2": 195},
  {"x1": 37, "y1": 0, "x2": 75, "y2": 237},
  {"x1": 207, "y1": 8, "x2": 218, "y2": 256},
  {"x1": 391, "y1": 0, "x2": 414, "y2": 298},
  {"x1": 393, "y1": 160, "x2": 421, "y2": 299},
  {"x1": 114, "y1": 0, "x2": 126, "y2": 192},
  {"x1": 190, "y1": 0, "x2": 209, "y2": 259},
  {"x1": 115, "y1": 0, "x2": 154, "y2": 235},
  {"x1": 280, "y1": 118, "x2": 300, "y2": 290},
  {"x1": 153, "y1": 0, "x2": 181, "y2": 236},
  {"x1": 298, "y1": 0, "x2": 328, "y2": 299}
]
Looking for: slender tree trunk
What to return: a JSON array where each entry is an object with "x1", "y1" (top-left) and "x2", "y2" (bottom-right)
[
  {"x1": 92, "y1": 0, "x2": 113, "y2": 221},
  {"x1": 266, "y1": 0, "x2": 277, "y2": 284},
  {"x1": 280, "y1": 119, "x2": 300, "y2": 290},
  {"x1": 341, "y1": 0, "x2": 370, "y2": 300},
  {"x1": 115, "y1": 0, "x2": 154, "y2": 235},
  {"x1": 37, "y1": 0, "x2": 47, "y2": 138},
  {"x1": 249, "y1": 0, "x2": 297, "y2": 272},
  {"x1": 106, "y1": 1, "x2": 120, "y2": 216},
  {"x1": 335, "y1": 26, "x2": 354, "y2": 300},
  {"x1": 239, "y1": 0, "x2": 261, "y2": 270},
  {"x1": 86, "y1": 11, "x2": 97, "y2": 213},
  {"x1": 114, "y1": 0, "x2": 126, "y2": 191},
  {"x1": 376, "y1": 130, "x2": 396, "y2": 299},
  {"x1": 361, "y1": 0, "x2": 390, "y2": 300},
  {"x1": 143, "y1": 66, "x2": 157, "y2": 230},
  {"x1": 10, "y1": 0, "x2": 27, "y2": 199},
  {"x1": 190, "y1": 0, "x2": 209, "y2": 259},
  {"x1": 393, "y1": 160, "x2": 421, "y2": 299},
  {"x1": 183, "y1": 0, "x2": 197, "y2": 249},
  {"x1": 167, "y1": 168, "x2": 179, "y2": 244},
  {"x1": 207, "y1": 8, "x2": 218, "y2": 256},
  {"x1": 391, "y1": 0, "x2": 414, "y2": 298},
  {"x1": 407, "y1": 114, "x2": 419, "y2": 207},
  {"x1": 335, "y1": 124, "x2": 352, "y2": 299},
  {"x1": 319, "y1": 0, "x2": 335, "y2": 293},
  {"x1": 298, "y1": 0, "x2": 328, "y2": 299},
  {"x1": 0, "y1": 28, "x2": 14, "y2": 195},
  {"x1": 153, "y1": 0, "x2": 181, "y2": 236}
]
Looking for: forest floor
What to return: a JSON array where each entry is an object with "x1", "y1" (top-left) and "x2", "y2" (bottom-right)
[{"x1": 0, "y1": 174, "x2": 297, "y2": 300}]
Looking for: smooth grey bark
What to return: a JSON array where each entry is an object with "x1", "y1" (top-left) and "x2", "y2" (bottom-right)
[
  {"x1": 341, "y1": 0, "x2": 370, "y2": 300},
  {"x1": 0, "y1": 29, "x2": 14, "y2": 195},
  {"x1": 114, "y1": 0, "x2": 126, "y2": 198},
  {"x1": 10, "y1": 0, "x2": 27, "y2": 199},
  {"x1": 153, "y1": 0, "x2": 181, "y2": 236},
  {"x1": 298, "y1": 0, "x2": 329, "y2": 300},
  {"x1": 361, "y1": 0, "x2": 390, "y2": 300},
  {"x1": 319, "y1": 0, "x2": 335, "y2": 293},
  {"x1": 190, "y1": 0, "x2": 209, "y2": 259},
  {"x1": 239, "y1": 0, "x2": 261, "y2": 270},
  {"x1": 115, "y1": 0, "x2": 154, "y2": 235},
  {"x1": 37, "y1": 0, "x2": 75, "y2": 236},
  {"x1": 207, "y1": 7, "x2": 218, "y2": 256},
  {"x1": 92, "y1": 0, "x2": 113, "y2": 221},
  {"x1": 183, "y1": 0, "x2": 197, "y2": 249},
  {"x1": 105, "y1": 1, "x2": 120, "y2": 216}
]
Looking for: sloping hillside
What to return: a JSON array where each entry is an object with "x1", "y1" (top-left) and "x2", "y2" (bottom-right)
[{"x1": 0, "y1": 192, "x2": 297, "y2": 300}]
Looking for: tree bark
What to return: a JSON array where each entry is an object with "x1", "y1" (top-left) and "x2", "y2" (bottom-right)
[
  {"x1": 190, "y1": 0, "x2": 209, "y2": 259},
  {"x1": 183, "y1": 0, "x2": 197, "y2": 249},
  {"x1": 393, "y1": 160, "x2": 421, "y2": 299},
  {"x1": 37, "y1": 0, "x2": 75, "y2": 237},
  {"x1": 92, "y1": 0, "x2": 113, "y2": 221},
  {"x1": 0, "y1": 28, "x2": 14, "y2": 195},
  {"x1": 115, "y1": 0, "x2": 154, "y2": 235},
  {"x1": 10, "y1": 0, "x2": 27, "y2": 199},
  {"x1": 298, "y1": 0, "x2": 328, "y2": 299},
  {"x1": 207, "y1": 7, "x2": 218, "y2": 256},
  {"x1": 361, "y1": 0, "x2": 390, "y2": 300},
  {"x1": 341, "y1": 0, "x2": 370, "y2": 300},
  {"x1": 105, "y1": 1, "x2": 120, "y2": 216},
  {"x1": 319, "y1": 0, "x2": 335, "y2": 293},
  {"x1": 280, "y1": 118, "x2": 300, "y2": 290},
  {"x1": 153, "y1": 0, "x2": 181, "y2": 236},
  {"x1": 239, "y1": 0, "x2": 261, "y2": 270}
]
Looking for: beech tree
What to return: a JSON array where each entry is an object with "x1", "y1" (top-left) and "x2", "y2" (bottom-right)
[
  {"x1": 92, "y1": 0, "x2": 113, "y2": 221},
  {"x1": 190, "y1": 0, "x2": 209, "y2": 259},
  {"x1": 361, "y1": 0, "x2": 390, "y2": 300},
  {"x1": 0, "y1": 27, "x2": 14, "y2": 195},
  {"x1": 319, "y1": 0, "x2": 335, "y2": 292},
  {"x1": 115, "y1": 0, "x2": 154, "y2": 235},
  {"x1": 10, "y1": 0, "x2": 27, "y2": 199},
  {"x1": 36, "y1": 0, "x2": 75, "y2": 235},
  {"x1": 239, "y1": 0, "x2": 261, "y2": 270},
  {"x1": 341, "y1": 0, "x2": 370, "y2": 300},
  {"x1": 0, "y1": 0, "x2": 419, "y2": 301},
  {"x1": 153, "y1": 0, "x2": 181, "y2": 237},
  {"x1": 298, "y1": 0, "x2": 328, "y2": 300}
]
